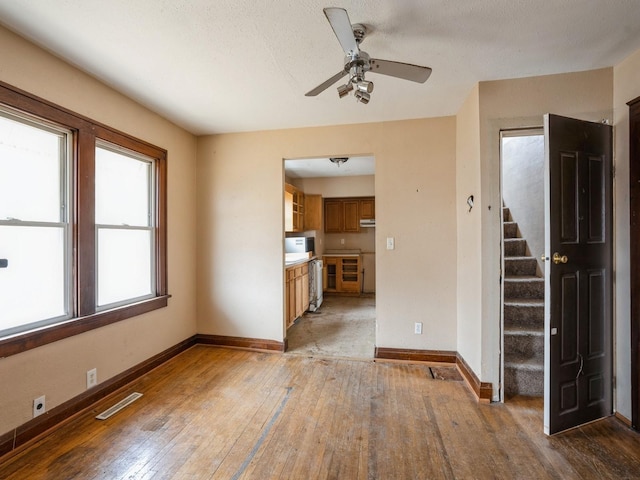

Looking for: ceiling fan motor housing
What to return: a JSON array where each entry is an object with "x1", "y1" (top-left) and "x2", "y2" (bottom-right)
[{"x1": 344, "y1": 51, "x2": 371, "y2": 84}]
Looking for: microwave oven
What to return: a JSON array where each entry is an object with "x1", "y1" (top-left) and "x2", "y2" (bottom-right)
[{"x1": 285, "y1": 237, "x2": 315, "y2": 254}]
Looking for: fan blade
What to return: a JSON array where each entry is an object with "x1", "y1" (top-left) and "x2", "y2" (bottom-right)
[
  {"x1": 324, "y1": 7, "x2": 359, "y2": 56},
  {"x1": 305, "y1": 71, "x2": 348, "y2": 97},
  {"x1": 369, "y1": 59, "x2": 432, "y2": 83}
]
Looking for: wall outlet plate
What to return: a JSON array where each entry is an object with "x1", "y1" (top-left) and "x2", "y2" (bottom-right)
[
  {"x1": 415, "y1": 322, "x2": 423, "y2": 334},
  {"x1": 87, "y1": 368, "x2": 98, "y2": 389},
  {"x1": 386, "y1": 237, "x2": 395, "y2": 250},
  {"x1": 33, "y1": 395, "x2": 46, "y2": 418}
]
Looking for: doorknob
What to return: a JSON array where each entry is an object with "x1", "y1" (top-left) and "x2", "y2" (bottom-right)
[
  {"x1": 552, "y1": 252, "x2": 568, "y2": 264},
  {"x1": 541, "y1": 254, "x2": 549, "y2": 262}
]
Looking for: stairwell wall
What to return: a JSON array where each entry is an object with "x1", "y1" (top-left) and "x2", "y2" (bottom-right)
[
  {"x1": 456, "y1": 84, "x2": 483, "y2": 377},
  {"x1": 612, "y1": 47, "x2": 640, "y2": 421}
]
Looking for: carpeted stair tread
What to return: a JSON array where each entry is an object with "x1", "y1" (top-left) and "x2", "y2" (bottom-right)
[
  {"x1": 504, "y1": 356, "x2": 544, "y2": 370},
  {"x1": 503, "y1": 222, "x2": 518, "y2": 238},
  {"x1": 504, "y1": 326, "x2": 544, "y2": 335},
  {"x1": 504, "y1": 275, "x2": 543, "y2": 282},
  {"x1": 503, "y1": 298, "x2": 544, "y2": 306}
]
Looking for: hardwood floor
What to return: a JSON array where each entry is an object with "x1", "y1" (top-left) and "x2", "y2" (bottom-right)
[{"x1": 1, "y1": 346, "x2": 639, "y2": 479}]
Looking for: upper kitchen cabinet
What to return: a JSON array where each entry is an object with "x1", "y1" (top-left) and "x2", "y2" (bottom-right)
[
  {"x1": 284, "y1": 183, "x2": 304, "y2": 232},
  {"x1": 360, "y1": 198, "x2": 375, "y2": 219},
  {"x1": 304, "y1": 194, "x2": 322, "y2": 231},
  {"x1": 324, "y1": 197, "x2": 375, "y2": 233},
  {"x1": 324, "y1": 199, "x2": 344, "y2": 233}
]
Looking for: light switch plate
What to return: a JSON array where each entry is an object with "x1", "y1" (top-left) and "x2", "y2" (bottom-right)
[{"x1": 386, "y1": 237, "x2": 395, "y2": 250}]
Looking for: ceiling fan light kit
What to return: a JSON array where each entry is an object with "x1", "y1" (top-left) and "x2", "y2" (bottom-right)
[{"x1": 306, "y1": 8, "x2": 432, "y2": 104}]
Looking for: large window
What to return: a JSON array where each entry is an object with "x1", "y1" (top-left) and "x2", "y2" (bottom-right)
[
  {"x1": 95, "y1": 142, "x2": 156, "y2": 308},
  {"x1": 0, "y1": 82, "x2": 167, "y2": 357},
  {"x1": 0, "y1": 110, "x2": 72, "y2": 335}
]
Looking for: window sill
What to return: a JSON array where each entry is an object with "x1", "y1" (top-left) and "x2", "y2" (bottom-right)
[{"x1": 0, "y1": 295, "x2": 170, "y2": 358}]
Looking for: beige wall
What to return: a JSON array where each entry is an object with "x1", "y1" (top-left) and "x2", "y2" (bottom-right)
[
  {"x1": 0, "y1": 26, "x2": 198, "y2": 436},
  {"x1": 476, "y1": 68, "x2": 614, "y2": 399},
  {"x1": 612, "y1": 48, "x2": 640, "y2": 420},
  {"x1": 197, "y1": 118, "x2": 458, "y2": 349},
  {"x1": 456, "y1": 84, "x2": 482, "y2": 374}
]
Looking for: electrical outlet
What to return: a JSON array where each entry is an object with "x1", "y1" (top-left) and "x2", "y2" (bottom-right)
[
  {"x1": 87, "y1": 368, "x2": 97, "y2": 389},
  {"x1": 340, "y1": 238, "x2": 345, "y2": 245},
  {"x1": 33, "y1": 395, "x2": 46, "y2": 418},
  {"x1": 415, "y1": 322, "x2": 423, "y2": 334},
  {"x1": 386, "y1": 237, "x2": 395, "y2": 250}
]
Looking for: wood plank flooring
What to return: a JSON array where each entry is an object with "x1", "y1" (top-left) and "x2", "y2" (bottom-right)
[{"x1": 1, "y1": 346, "x2": 639, "y2": 479}]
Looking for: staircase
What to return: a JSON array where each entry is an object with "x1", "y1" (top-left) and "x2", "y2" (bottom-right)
[{"x1": 503, "y1": 206, "x2": 544, "y2": 397}]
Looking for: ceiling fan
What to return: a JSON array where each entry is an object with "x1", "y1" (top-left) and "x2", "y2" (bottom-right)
[{"x1": 305, "y1": 7, "x2": 432, "y2": 103}]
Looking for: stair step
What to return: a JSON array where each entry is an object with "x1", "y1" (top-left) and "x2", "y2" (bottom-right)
[
  {"x1": 502, "y1": 207, "x2": 511, "y2": 222},
  {"x1": 504, "y1": 256, "x2": 537, "y2": 276},
  {"x1": 504, "y1": 329, "x2": 544, "y2": 363},
  {"x1": 504, "y1": 326, "x2": 544, "y2": 337},
  {"x1": 504, "y1": 359, "x2": 544, "y2": 397},
  {"x1": 503, "y1": 222, "x2": 518, "y2": 238},
  {"x1": 504, "y1": 276, "x2": 544, "y2": 299},
  {"x1": 504, "y1": 238, "x2": 526, "y2": 257},
  {"x1": 504, "y1": 299, "x2": 544, "y2": 329}
]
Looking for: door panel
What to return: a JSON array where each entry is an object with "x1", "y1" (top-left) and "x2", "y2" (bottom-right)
[
  {"x1": 560, "y1": 152, "x2": 579, "y2": 243},
  {"x1": 544, "y1": 114, "x2": 613, "y2": 435},
  {"x1": 560, "y1": 273, "x2": 578, "y2": 364},
  {"x1": 588, "y1": 156, "x2": 605, "y2": 242}
]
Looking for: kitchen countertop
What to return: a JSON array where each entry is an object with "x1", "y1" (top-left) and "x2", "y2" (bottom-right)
[
  {"x1": 284, "y1": 256, "x2": 317, "y2": 267},
  {"x1": 322, "y1": 249, "x2": 361, "y2": 257}
]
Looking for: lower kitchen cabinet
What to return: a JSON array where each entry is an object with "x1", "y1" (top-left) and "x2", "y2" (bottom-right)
[
  {"x1": 322, "y1": 255, "x2": 361, "y2": 294},
  {"x1": 285, "y1": 262, "x2": 309, "y2": 329}
]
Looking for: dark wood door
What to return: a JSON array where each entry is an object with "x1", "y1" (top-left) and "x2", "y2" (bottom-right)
[
  {"x1": 544, "y1": 114, "x2": 613, "y2": 435},
  {"x1": 629, "y1": 96, "x2": 640, "y2": 431}
]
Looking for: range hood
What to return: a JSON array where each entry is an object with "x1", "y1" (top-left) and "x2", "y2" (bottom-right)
[{"x1": 359, "y1": 218, "x2": 376, "y2": 228}]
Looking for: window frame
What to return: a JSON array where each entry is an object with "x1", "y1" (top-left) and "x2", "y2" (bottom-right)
[{"x1": 0, "y1": 81, "x2": 168, "y2": 358}]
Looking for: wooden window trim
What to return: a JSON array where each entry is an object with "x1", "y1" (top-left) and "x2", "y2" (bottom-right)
[{"x1": 0, "y1": 81, "x2": 168, "y2": 358}]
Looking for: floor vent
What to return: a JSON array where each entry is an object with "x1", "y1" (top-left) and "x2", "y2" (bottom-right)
[{"x1": 95, "y1": 392, "x2": 143, "y2": 420}]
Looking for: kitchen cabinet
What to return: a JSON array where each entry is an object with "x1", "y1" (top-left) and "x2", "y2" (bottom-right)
[
  {"x1": 324, "y1": 199, "x2": 343, "y2": 233},
  {"x1": 323, "y1": 197, "x2": 374, "y2": 233},
  {"x1": 360, "y1": 198, "x2": 375, "y2": 219},
  {"x1": 304, "y1": 194, "x2": 322, "y2": 231},
  {"x1": 285, "y1": 261, "x2": 309, "y2": 328},
  {"x1": 343, "y1": 200, "x2": 360, "y2": 232},
  {"x1": 285, "y1": 183, "x2": 304, "y2": 232},
  {"x1": 322, "y1": 255, "x2": 361, "y2": 294}
]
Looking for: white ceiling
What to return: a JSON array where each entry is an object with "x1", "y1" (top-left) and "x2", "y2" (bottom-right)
[
  {"x1": 1, "y1": 1, "x2": 640, "y2": 136},
  {"x1": 285, "y1": 156, "x2": 374, "y2": 178}
]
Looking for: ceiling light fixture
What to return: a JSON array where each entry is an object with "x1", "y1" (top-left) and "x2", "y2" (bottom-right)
[
  {"x1": 330, "y1": 157, "x2": 349, "y2": 167},
  {"x1": 337, "y1": 83, "x2": 353, "y2": 98},
  {"x1": 354, "y1": 90, "x2": 370, "y2": 104},
  {"x1": 336, "y1": 66, "x2": 375, "y2": 102}
]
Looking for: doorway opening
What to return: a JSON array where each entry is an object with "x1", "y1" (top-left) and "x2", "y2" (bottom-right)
[
  {"x1": 500, "y1": 128, "x2": 545, "y2": 400},
  {"x1": 283, "y1": 155, "x2": 376, "y2": 359}
]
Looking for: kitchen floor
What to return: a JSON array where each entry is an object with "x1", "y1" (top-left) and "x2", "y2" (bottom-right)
[{"x1": 286, "y1": 294, "x2": 375, "y2": 359}]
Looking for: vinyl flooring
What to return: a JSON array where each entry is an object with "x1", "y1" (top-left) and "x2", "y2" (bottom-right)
[
  {"x1": 285, "y1": 294, "x2": 375, "y2": 359},
  {"x1": 1, "y1": 346, "x2": 639, "y2": 479}
]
